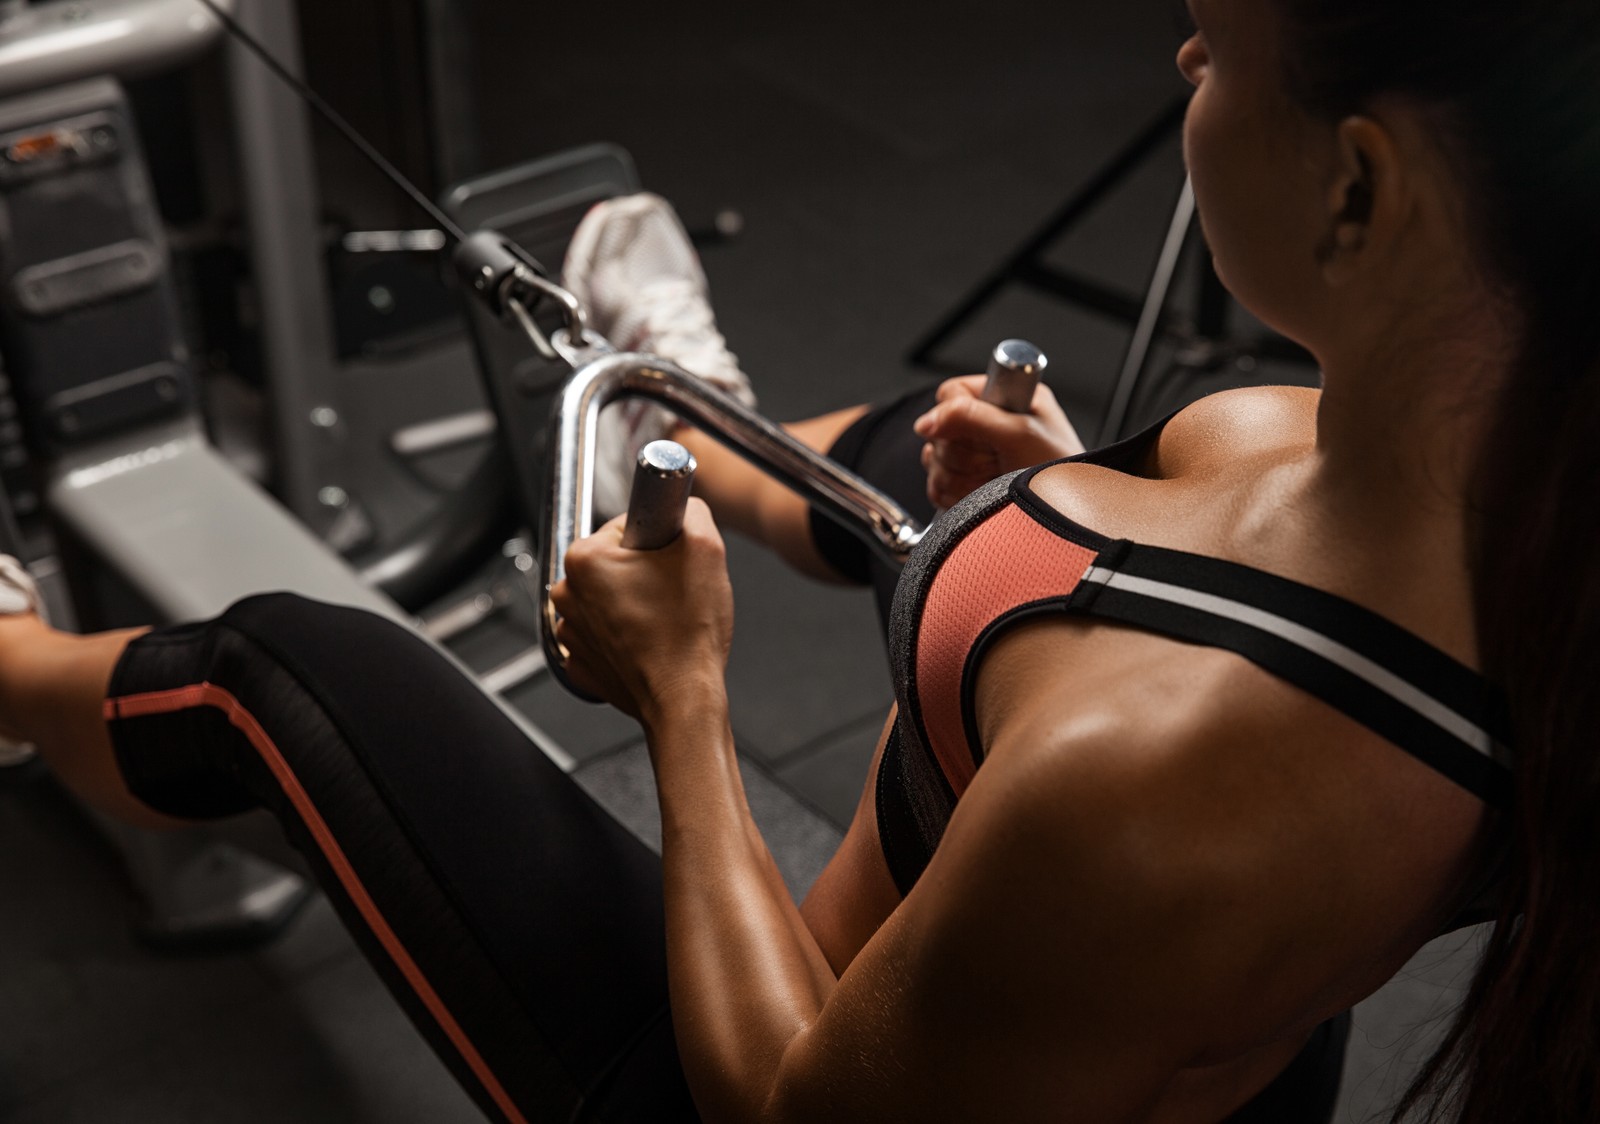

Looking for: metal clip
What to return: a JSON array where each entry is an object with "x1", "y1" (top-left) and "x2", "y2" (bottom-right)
[
  {"x1": 454, "y1": 229, "x2": 610, "y2": 364},
  {"x1": 504, "y1": 269, "x2": 602, "y2": 365}
]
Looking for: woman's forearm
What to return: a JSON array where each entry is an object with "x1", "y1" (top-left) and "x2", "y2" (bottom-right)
[{"x1": 643, "y1": 681, "x2": 837, "y2": 1122}]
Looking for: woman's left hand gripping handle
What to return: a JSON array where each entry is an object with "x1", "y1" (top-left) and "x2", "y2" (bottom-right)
[{"x1": 551, "y1": 455, "x2": 733, "y2": 725}]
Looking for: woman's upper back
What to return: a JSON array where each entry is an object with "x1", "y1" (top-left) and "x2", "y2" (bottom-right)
[{"x1": 805, "y1": 386, "x2": 1503, "y2": 1103}]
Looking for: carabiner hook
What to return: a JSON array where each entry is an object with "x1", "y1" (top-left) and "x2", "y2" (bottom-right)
[
  {"x1": 505, "y1": 269, "x2": 616, "y2": 368},
  {"x1": 512, "y1": 271, "x2": 588, "y2": 338},
  {"x1": 455, "y1": 229, "x2": 608, "y2": 365}
]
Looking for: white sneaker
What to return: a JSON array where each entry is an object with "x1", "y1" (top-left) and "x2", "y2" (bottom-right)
[
  {"x1": 0, "y1": 555, "x2": 44, "y2": 767},
  {"x1": 562, "y1": 193, "x2": 756, "y2": 517}
]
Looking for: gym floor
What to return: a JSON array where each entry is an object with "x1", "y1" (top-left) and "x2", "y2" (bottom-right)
[{"x1": 0, "y1": 0, "x2": 1485, "y2": 1120}]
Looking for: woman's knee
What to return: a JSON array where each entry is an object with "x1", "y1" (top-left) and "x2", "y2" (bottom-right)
[{"x1": 104, "y1": 593, "x2": 420, "y2": 821}]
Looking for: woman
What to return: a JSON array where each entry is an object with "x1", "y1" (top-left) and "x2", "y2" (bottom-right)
[{"x1": 6, "y1": 0, "x2": 1595, "y2": 1119}]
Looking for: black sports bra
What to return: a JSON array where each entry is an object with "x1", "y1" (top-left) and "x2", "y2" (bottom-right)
[{"x1": 875, "y1": 411, "x2": 1513, "y2": 916}]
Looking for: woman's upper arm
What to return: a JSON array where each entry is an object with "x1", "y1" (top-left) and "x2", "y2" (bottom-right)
[{"x1": 765, "y1": 726, "x2": 1270, "y2": 1123}]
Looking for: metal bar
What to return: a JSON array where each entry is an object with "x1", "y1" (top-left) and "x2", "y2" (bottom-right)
[
  {"x1": 225, "y1": 0, "x2": 339, "y2": 522},
  {"x1": 981, "y1": 340, "x2": 1047, "y2": 413},
  {"x1": 906, "y1": 96, "x2": 1187, "y2": 369},
  {"x1": 0, "y1": 0, "x2": 233, "y2": 98},
  {"x1": 390, "y1": 408, "x2": 497, "y2": 457},
  {"x1": 621, "y1": 441, "x2": 695, "y2": 551},
  {"x1": 416, "y1": 0, "x2": 481, "y2": 187},
  {"x1": 480, "y1": 646, "x2": 548, "y2": 696},
  {"x1": 1098, "y1": 177, "x2": 1196, "y2": 445},
  {"x1": 539, "y1": 349, "x2": 924, "y2": 697},
  {"x1": 421, "y1": 588, "x2": 504, "y2": 642}
]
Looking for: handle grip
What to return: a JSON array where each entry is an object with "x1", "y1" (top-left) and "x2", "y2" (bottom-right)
[
  {"x1": 621, "y1": 440, "x2": 697, "y2": 550},
  {"x1": 979, "y1": 338, "x2": 1048, "y2": 414}
]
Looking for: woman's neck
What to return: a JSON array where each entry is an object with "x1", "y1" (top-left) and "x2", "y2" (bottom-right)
[{"x1": 1305, "y1": 301, "x2": 1515, "y2": 539}]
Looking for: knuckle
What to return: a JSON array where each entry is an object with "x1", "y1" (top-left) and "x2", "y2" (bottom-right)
[{"x1": 687, "y1": 530, "x2": 725, "y2": 566}]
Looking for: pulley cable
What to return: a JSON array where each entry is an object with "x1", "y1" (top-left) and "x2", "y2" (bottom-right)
[{"x1": 193, "y1": 0, "x2": 471, "y2": 246}]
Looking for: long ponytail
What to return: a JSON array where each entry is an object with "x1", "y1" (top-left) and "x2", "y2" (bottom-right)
[
  {"x1": 1272, "y1": 1, "x2": 1600, "y2": 1118},
  {"x1": 1403, "y1": 314, "x2": 1600, "y2": 1124}
]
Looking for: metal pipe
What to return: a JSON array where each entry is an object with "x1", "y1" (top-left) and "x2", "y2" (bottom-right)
[
  {"x1": 0, "y1": 0, "x2": 234, "y2": 98},
  {"x1": 539, "y1": 349, "x2": 926, "y2": 693},
  {"x1": 225, "y1": 0, "x2": 340, "y2": 522},
  {"x1": 981, "y1": 338, "x2": 1047, "y2": 413},
  {"x1": 621, "y1": 440, "x2": 695, "y2": 551},
  {"x1": 1098, "y1": 176, "x2": 1196, "y2": 445}
]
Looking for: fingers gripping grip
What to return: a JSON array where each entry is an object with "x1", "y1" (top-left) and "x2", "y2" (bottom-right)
[
  {"x1": 979, "y1": 338, "x2": 1048, "y2": 414},
  {"x1": 621, "y1": 440, "x2": 697, "y2": 550}
]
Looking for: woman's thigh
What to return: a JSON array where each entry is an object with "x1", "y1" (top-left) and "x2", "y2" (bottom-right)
[{"x1": 104, "y1": 592, "x2": 697, "y2": 1123}]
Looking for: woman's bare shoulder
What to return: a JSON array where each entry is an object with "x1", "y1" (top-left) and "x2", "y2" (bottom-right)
[
  {"x1": 1027, "y1": 384, "x2": 1322, "y2": 545},
  {"x1": 1148, "y1": 385, "x2": 1320, "y2": 478}
]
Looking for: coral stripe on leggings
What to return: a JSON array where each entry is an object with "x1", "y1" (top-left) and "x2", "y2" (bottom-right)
[
  {"x1": 104, "y1": 593, "x2": 700, "y2": 1123},
  {"x1": 108, "y1": 681, "x2": 528, "y2": 1124}
]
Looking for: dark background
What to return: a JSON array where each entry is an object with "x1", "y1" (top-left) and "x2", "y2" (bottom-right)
[{"x1": 0, "y1": 2, "x2": 1479, "y2": 1121}]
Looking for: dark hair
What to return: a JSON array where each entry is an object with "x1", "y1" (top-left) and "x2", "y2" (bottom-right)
[{"x1": 1272, "y1": 1, "x2": 1600, "y2": 1120}]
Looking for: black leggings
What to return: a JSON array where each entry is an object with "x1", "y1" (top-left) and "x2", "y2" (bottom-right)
[
  {"x1": 107, "y1": 594, "x2": 698, "y2": 1123},
  {"x1": 103, "y1": 386, "x2": 1348, "y2": 1123}
]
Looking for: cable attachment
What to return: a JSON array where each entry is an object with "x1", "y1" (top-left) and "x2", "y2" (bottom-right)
[{"x1": 453, "y1": 229, "x2": 603, "y2": 364}]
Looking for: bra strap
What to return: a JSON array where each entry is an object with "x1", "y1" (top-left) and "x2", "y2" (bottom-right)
[{"x1": 1067, "y1": 542, "x2": 1514, "y2": 809}]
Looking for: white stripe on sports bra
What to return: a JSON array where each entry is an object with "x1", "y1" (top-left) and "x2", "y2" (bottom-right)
[{"x1": 1080, "y1": 565, "x2": 1494, "y2": 756}]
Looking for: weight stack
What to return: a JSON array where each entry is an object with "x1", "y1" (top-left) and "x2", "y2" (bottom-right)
[{"x1": 0, "y1": 78, "x2": 194, "y2": 503}]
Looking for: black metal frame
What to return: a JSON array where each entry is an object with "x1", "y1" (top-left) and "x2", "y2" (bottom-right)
[
  {"x1": 906, "y1": 95, "x2": 1313, "y2": 443},
  {"x1": 906, "y1": 98, "x2": 1188, "y2": 375}
]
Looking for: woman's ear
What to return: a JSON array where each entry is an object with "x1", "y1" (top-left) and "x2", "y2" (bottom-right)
[{"x1": 1318, "y1": 115, "x2": 1405, "y2": 285}]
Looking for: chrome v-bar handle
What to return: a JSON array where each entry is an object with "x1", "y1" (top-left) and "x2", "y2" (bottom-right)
[
  {"x1": 453, "y1": 229, "x2": 1043, "y2": 700},
  {"x1": 539, "y1": 336, "x2": 925, "y2": 696}
]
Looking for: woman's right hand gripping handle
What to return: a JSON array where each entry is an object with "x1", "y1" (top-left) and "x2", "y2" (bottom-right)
[{"x1": 912, "y1": 375, "x2": 1086, "y2": 510}]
